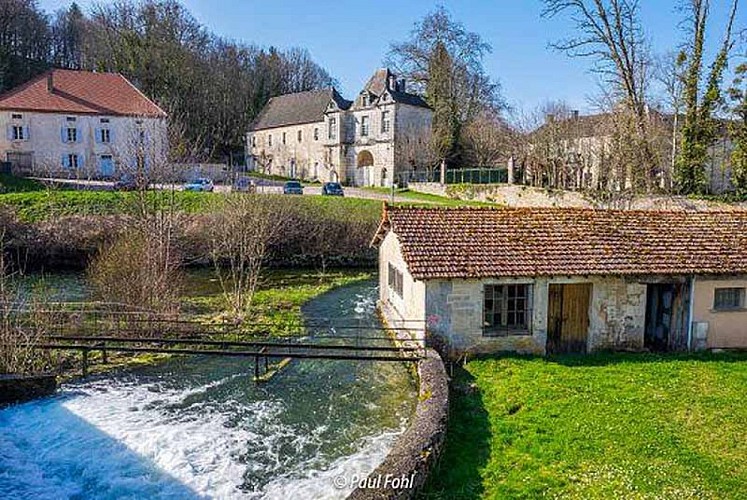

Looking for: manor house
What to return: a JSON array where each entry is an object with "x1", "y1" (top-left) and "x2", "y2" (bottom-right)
[{"x1": 246, "y1": 68, "x2": 432, "y2": 187}]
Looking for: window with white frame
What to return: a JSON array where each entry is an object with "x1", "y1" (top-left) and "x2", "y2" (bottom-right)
[
  {"x1": 11, "y1": 125, "x2": 25, "y2": 141},
  {"x1": 63, "y1": 153, "x2": 80, "y2": 169},
  {"x1": 388, "y1": 263, "x2": 403, "y2": 298},
  {"x1": 381, "y1": 111, "x2": 391, "y2": 133},
  {"x1": 268, "y1": 134, "x2": 273, "y2": 146},
  {"x1": 361, "y1": 116, "x2": 369, "y2": 137},
  {"x1": 483, "y1": 284, "x2": 531, "y2": 334},
  {"x1": 297, "y1": 130, "x2": 302, "y2": 142},
  {"x1": 66, "y1": 127, "x2": 77, "y2": 143},
  {"x1": 100, "y1": 128, "x2": 111, "y2": 143},
  {"x1": 11, "y1": 113, "x2": 22, "y2": 120},
  {"x1": 314, "y1": 128, "x2": 319, "y2": 141},
  {"x1": 714, "y1": 287, "x2": 745, "y2": 311}
]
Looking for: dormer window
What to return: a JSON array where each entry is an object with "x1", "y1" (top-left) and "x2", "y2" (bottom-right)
[{"x1": 328, "y1": 102, "x2": 335, "y2": 110}]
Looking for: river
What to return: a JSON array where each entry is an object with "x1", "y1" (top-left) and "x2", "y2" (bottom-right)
[{"x1": 0, "y1": 280, "x2": 417, "y2": 499}]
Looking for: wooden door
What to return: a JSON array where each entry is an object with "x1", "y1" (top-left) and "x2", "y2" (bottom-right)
[{"x1": 547, "y1": 283, "x2": 592, "y2": 354}]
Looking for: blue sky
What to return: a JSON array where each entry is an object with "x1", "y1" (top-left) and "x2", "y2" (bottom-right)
[{"x1": 39, "y1": 0, "x2": 744, "y2": 114}]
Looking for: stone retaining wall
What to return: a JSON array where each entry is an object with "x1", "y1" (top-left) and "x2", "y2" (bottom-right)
[
  {"x1": 0, "y1": 374, "x2": 57, "y2": 405},
  {"x1": 347, "y1": 348, "x2": 448, "y2": 499}
]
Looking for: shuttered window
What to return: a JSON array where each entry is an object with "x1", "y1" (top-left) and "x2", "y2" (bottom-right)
[{"x1": 388, "y1": 263, "x2": 403, "y2": 298}]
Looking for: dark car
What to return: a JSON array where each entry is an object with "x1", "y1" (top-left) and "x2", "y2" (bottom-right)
[
  {"x1": 321, "y1": 182, "x2": 344, "y2": 196},
  {"x1": 113, "y1": 175, "x2": 139, "y2": 191},
  {"x1": 283, "y1": 180, "x2": 304, "y2": 195}
]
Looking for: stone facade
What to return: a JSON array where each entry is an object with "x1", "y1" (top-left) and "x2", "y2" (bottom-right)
[
  {"x1": 246, "y1": 69, "x2": 432, "y2": 187},
  {"x1": 378, "y1": 228, "x2": 747, "y2": 356}
]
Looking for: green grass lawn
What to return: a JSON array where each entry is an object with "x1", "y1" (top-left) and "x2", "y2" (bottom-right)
[
  {"x1": 424, "y1": 353, "x2": 747, "y2": 499},
  {"x1": 181, "y1": 268, "x2": 372, "y2": 330},
  {"x1": 0, "y1": 189, "x2": 383, "y2": 222}
]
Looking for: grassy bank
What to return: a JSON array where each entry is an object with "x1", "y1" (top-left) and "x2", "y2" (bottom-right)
[
  {"x1": 424, "y1": 353, "x2": 747, "y2": 499},
  {"x1": 0, "y1": 173, "x2": 47, "y2": 193},
  {"x1": 182, "y1": 268, "x2": 372, "y2": 328},
  {"x1": 0, "y1": 189, "x2": 383, "y2": 222}
]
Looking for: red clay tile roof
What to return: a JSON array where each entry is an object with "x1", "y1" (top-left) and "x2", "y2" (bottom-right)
[
  {"x1": 0, "y1": 69, "x2": 166, "y2": 118},
  {"x1": 373, "y1": 206, "x2": 747, "y2": 280}
]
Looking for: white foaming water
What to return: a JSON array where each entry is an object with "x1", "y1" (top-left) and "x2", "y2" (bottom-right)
[
  {"x1": 0, "y1": 371, "x2": 403, "y2": 499},
  {"x1": 1, "y1": 282, "x2": 415, "y2": 499}
]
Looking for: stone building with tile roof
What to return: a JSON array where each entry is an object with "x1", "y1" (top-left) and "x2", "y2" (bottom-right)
[
  {"x1": 0, "y1": 69, "x2": 167, "y2": 179},
  {"x1": 373, "y1": 205, "x2": 747, "y2": 357},
  {"x1": 526, "y1": 110, "x2": 734, "y2": 194},
  {"x1": 246, "y1": 68, "x2": 432, "y2": 187}
]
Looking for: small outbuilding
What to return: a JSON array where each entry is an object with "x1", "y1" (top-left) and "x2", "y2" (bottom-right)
[{"x1": 372, "y1": 205, "x2": 747, "y2": 356}]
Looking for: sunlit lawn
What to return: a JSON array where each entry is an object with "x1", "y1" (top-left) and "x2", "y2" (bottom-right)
[{"x1": 424, "y1": 353, "x2": 747, "y2": 499}]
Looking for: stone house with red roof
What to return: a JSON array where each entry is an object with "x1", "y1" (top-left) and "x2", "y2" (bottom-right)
[
  {"x1": 372, "y1": 206, "x2": 747, "y2": 356},
  {"x1": 0, "y1": 69, "x2": 167, "y2": 179},
  {"x1": 246, "y1": 68, "x2": 432, "y2": 187}
]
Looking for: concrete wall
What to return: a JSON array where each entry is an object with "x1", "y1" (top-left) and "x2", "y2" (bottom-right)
[
  {"x1": 1, "y1": 110, "x2": 166, "y2": 178},
  {"x1": 422, "y1": 276, "x2": 646, "y2": 356},
  {"x1": 692, "y1": 277, "x2": 747, "y2": 349}
]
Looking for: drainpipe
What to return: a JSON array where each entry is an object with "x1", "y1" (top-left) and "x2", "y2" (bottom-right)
[{"x1": 687, "y1": 275, "x2": 696, "y2": 351}]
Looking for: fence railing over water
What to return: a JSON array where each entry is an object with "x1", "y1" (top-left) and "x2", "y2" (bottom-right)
[{"x1": 5, "y1": 302, "x2": 428, "y2": 378}]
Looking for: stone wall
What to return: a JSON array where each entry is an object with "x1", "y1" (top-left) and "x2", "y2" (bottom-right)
[
  {"x1": 0, "y1": 374, "x2": 57, "y2": 405},
  {"x1": 347, "y1": 348, "x2": 448, "y2": 500},
  {"x1": 423, "y1": 276, "x2": 647, "y2": 357},
  {"x1": 408, "y1": 182, "x2": 747, "y2": 211}
]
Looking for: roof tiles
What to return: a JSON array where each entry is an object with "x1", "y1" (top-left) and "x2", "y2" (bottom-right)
[
  {"x1": 0, "y1": 69, "x2": 166, "y2": 118},
  {"x1": 376, "y1": 206, "x2": 747, "y2": 280}
]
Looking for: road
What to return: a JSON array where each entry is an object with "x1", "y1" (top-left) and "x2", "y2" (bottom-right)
[{"x1": 30, "y1": 177, "x2": 425, "y2": 204}]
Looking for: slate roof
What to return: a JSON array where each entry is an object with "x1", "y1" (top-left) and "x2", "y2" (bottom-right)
[
  {"x1": 251, "y1": 88, "x2": 351, "y2": 131},
  {"x1": 361, "y1": 68, "x2": 430, "y2": 108},
  {"x1": 372, "y1": 206, "x2": 747, "y2": 280},
  {"x1": 0, "y1": 69, "x2": 166, "y2": 117}
]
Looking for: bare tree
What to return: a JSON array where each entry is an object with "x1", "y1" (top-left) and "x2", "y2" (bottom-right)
[
  {"x1": 542, "y1": 0, "x2": 659, "y2": 190},
  {"x1": 208, "y1": 195, "x2": 287, "y2": 320}
]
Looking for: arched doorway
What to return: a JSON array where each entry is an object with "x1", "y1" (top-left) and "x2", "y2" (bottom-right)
[{"x1": 357, "y1": 150, "x2": 374, "y2": 186}]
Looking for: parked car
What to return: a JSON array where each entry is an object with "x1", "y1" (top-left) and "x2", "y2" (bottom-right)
[
  {"x1": 322, "y1": 182, "x2": 344, "y2": 196},
  {"x1": 184, "y1": 178, "x2": 214, "y2": 192},
  {"x1": 232, "y1": 176, "x2": 257, "y2": 193},
  {"x1": 283, "y1": 180, "x2": 304, "y2": 195},
  {"x1": 113, "y1": 175, "x2": 139, "y2": 191}
]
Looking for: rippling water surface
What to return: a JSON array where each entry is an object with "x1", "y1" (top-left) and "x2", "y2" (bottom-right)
[{"x1": 0, "y1": 280, "x2": 416, "y2": 499}]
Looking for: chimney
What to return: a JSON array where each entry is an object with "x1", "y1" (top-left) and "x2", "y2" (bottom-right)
[
  {"x1": 398, "y1": 78, "x2": 406, "y2": 92},
  {"x1": 546, "y1": 113, "x2": 555, "y2": 124},
  {"x1": 47, "y1": 72, "x2": 54, "y2": 93},
  {"x1": 388, "y1": 74, "x2": 397, "y2": 91},
  {"x1": 572, "y1": 110, "x2": 579, "y2": 120}
]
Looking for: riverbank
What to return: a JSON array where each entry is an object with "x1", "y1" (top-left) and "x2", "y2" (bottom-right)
[
  {"x1": 0, "y1": 278, "x2": 418, "y2": 499},
  {"x1": 9, "y1": 268, "x2": 375, "y2": 382}
]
